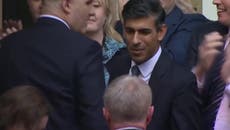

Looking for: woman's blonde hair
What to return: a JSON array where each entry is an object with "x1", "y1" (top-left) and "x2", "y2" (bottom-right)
[
  {"x1": 100, "y1": 0, "x2": 124, "y2": 42},
  {"x1": 176, "y1": 0, "x2": 196, "y2": 14}
]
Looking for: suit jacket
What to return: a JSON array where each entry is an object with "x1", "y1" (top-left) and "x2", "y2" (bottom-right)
[
  {"x1": 162, "y1": 6, "x2": 208, "y2": 66},
  {"x1": 0, "y1": 17, "x2": 107, "y2": 130},
  {"x1": 108, "y1": 49, "x2": 201, "y2": 130}
]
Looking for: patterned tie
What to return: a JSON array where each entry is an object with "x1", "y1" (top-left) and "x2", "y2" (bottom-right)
[
  {"x1": 203, "y1": 46, "x2": 226, "y2": 129},
  {"x1": 131, "y1": 65, "x2": 141, "y2": 76}
]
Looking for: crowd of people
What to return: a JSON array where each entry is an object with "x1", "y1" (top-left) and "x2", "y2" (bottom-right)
[{"x1": 0, "y1": 0, "x2": 230, "y2": 130}]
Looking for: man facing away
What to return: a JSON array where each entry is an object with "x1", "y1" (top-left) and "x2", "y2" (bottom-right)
[
  {"x1": 103, "y1": 75, "x2": 153, "y2": 130},
  {"x1": 0, "y1": 0, "x2": 107, "y2": 130}
]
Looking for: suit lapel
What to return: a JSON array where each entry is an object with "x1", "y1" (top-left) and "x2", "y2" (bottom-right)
[{"x1": 148, "y1": 51, "x2": 172, "y2": 103}]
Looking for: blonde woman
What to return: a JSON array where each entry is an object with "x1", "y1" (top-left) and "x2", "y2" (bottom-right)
[{"x1": 85, "y1": 0, "x2": 126, "y2": 84}]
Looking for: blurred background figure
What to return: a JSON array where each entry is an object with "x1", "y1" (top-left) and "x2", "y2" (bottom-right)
[
  {"x1": 159, "y1": 0, "x2": 208, "y2": 66},
  {"x1": 103, "y1": 75, "x2": 153, "y2": 130},
  {"x1": 214, "y1": 45, "x2": 230, "y2": 130},
  {"x1": 114, "y1": 0, "x2": 128, "y2": 36},
  {"x1": 175, "y1": 0, "x2": 196, "y2": 14},
  {"x1": 0, "y1": 85, "x2": 50, "y2": 130},
  {"x1": 0, "y1": 0, "x2": 42, "y2": 40},
  {"x1": 27, "y1": 0, "x2": 42, "y2": 21},
  {"x1": 84, "y1": 0, "x2": 126, "y2": 84},
  {"x1": 187, "y1": 0, "x2": 230, "y2": 129}
]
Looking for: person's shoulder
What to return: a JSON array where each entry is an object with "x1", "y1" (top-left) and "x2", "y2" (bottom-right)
[
  {"x1": 179, "y1": 13, "x2": 209, "y2": 30},
  {"x1": 192, "y1": 21, "x2": 228, "y2": 36},
  {"x1": 184, "y1": 13, "x2": 208, "y2": 21},
  {"x1": 68, "y1": 30, "x2": 102, "y2": 49}
]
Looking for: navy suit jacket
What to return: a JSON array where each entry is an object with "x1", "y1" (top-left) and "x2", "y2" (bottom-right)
[
  {"x1": 162, "y1": 6, "x2": 208, "y2": 66},
  {"x1": 108, "y1": 49, "x2": 201, "y2": 130},
  {"x1": 0, "y1": 17, "x2": 108, "y2": 130}
]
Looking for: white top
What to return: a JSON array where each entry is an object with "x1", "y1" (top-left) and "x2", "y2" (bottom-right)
[
  {"x1": 224, "y1": 29, "x2": 230, "y2": 49},
  {"x1": 39, "y1": 14, "x2": 70, "y2": 29},
  {"x1": 214, "y1": 84, "x2": 230, "y2": 130},
  {"x1": 129, "y1": 47, "x2": 162, "y2": 83},
  {"x1": 214, "y1": 30, "x2": 230, "y2": 130}
]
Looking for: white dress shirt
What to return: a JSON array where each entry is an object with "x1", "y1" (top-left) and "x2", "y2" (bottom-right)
[
  {"x1": 129, "y1": 47, "x2": 162, "y2": 83},
  {"x1": 214, "y1": 84, "x2": 230, "y2": 130}
]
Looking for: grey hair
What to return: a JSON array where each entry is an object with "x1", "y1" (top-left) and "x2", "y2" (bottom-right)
[{"x1": 104, "y1": 75, "x2": 152, "y2": 123}]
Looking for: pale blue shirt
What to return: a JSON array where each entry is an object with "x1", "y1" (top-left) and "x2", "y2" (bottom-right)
[{"x1": 129, "y1": 47, "x2": 162, "y2": 83}]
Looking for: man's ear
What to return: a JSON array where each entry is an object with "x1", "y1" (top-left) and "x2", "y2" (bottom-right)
[
  {"x1": 103, "y1": 107, "x2": 111, "y2": 122},
  {"x1": 61, "y1": 0, "x2": 72, "y2": 14},
  {"x1": 157, "y1": 24, "x2": 167, "y2": 41},
  {"x1": 146, "y1": 106, "x2": 154, "y2": 125}
]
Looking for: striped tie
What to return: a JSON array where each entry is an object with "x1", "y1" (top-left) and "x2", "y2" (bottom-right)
[
  {"x1": 131, "y1": 65, "x2": 141, "y2": 76},
  {"x1": 202, "y1": 51, "x2": 226, "y2": 130}
]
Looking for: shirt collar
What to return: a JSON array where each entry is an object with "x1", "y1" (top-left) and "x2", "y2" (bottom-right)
[
  {"x1": 116, "y1": 126, "x2": 143, "y2": 130},
  {"x1": 224, "y1": 29, "x2": 230, "y2": 49},
  {"x1": 131, "y1": 47, "x2": 162, "y2": 78},
  {"x1": 39, "y1": 14, "x2": 70, "y2": 29}
]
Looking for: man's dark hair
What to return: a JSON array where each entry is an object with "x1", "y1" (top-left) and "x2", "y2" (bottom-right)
[{"x1": 122, "y1": 0, "x2": 165, "y2": 31}]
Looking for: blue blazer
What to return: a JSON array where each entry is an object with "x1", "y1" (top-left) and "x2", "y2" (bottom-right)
[
  {"x1": 0, "y1": 17, "x2": 108, "y2": 130},
  {"x1": 161, "y1": 6, "x2": 208, "y2": 66}
]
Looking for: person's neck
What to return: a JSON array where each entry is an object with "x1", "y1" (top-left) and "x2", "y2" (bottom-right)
[
  {"x1": 110, "y1": 121, "x2": 146, "y2": 130},
  {"x1": 165, "y1": 4, "x2": 176, "y2": 15},
  {"x1": 86, "y1": 30, "x2": 104, "y2": 46}
]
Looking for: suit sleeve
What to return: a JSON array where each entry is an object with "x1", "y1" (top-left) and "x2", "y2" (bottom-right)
[
  {"x1": 165, "y1": 15, "x2": 207, "y2": 67},
  {"x1": 73, "y1": 41, "x2": 108, "y2": 130},
  {"x1": 171, "y1": 73, "x2": 202, "y2": 130}
]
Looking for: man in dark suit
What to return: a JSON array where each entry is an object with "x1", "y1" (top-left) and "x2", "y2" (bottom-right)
[
  {"x1": 0, "y1": 0, "x2": 107, "y2": 130},
  {"x1": 103, "y1": 75, "x2": 153, "y2": 130},
  {"x1": 160, "y1": 0, "x2": 208, "y2": 66},
  {"x1": 108, "y1": 0, "x2": 201, "y2": 130}
]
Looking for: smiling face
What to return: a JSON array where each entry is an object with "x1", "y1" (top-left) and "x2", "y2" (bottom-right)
[
  {"x1": 124, "y1": 16, "x2": 166, "y2": 64},
  {"x1": 213, "y1": 0, "x2": 230, "y2": 27}
]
